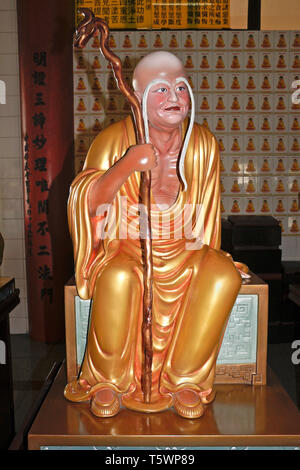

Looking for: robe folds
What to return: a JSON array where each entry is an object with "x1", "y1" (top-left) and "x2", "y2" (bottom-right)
[{"x1": 65, "y1": 116, "x2": 241, "y2": 407}]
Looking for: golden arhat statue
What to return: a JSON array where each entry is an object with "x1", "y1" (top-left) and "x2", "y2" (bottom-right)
[{"x1": 64, "y1": 9, "x2": 247, "y2": 419}]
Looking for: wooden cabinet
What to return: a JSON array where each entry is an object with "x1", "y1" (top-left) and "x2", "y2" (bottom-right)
[{"x1": 0, "y1": 277, "x2": 20, "y2": 449}]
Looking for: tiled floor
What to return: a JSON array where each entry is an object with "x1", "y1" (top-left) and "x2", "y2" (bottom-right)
[{"x1": 9, "y1": 334, "x2": 300, "y2": 439}]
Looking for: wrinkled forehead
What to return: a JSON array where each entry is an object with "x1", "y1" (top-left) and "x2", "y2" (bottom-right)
[{"x1": 133, "y1": 61, "x2": 186, "y2": 94}]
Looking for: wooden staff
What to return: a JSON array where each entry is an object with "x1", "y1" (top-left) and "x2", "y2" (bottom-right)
[{"x1": 74, "y1": 8, "x2": 153, "y2": 403}]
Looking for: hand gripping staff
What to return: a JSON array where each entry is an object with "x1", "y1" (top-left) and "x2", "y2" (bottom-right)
[{"x1": 74, "y1": 8, "x2": 154, "y2": 404}]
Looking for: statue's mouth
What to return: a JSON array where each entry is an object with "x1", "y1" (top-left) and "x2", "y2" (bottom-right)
[{"x1": 165, "y1": 106, "x2": 181, "y2": 111}]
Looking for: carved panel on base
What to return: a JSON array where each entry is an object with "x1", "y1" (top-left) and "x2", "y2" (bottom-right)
[{"x1": 71, "y1": 293, "x2": 263, "y2": 385}]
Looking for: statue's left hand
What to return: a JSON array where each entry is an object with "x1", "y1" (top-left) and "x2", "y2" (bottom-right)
[
  {"x1": 234, "y1": 261, "x2": 251, "y2": 279},
  {"x1": 219, "y1": 250, "x2": 251, "y2": 279}
]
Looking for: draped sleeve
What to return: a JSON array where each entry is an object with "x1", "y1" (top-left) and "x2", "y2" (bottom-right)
[
  {"x1": 68, "y1": 118, "x2": 134, "y2": 299},
  {"x1": 197, "y1": 125, "x2": 221, "y2": 250}
]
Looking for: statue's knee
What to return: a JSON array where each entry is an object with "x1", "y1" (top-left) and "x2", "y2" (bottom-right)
[
  {"x1": 99, "y1": 261, "x2": 138, "y2": 287},
  {"x1": 206, "y1": 248, "x2": 242, "y2": 288}
]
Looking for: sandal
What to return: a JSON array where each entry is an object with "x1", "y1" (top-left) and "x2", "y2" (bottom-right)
[
  {"x1": 90, "y1": 389, "x2": 120, "y2": 418},
  {"x1": 173, "y1": 390, "x2": 204, "y2": 419}
]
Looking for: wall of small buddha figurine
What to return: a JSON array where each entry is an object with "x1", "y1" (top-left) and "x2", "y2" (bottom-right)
[{"x1": 73, "y1": 29, "x2": 300, "y2": 259}]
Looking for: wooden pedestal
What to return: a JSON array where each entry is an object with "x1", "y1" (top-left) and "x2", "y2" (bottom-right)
[{"x1": 27, "y1": 363, "x2": 300, "y2": 449}]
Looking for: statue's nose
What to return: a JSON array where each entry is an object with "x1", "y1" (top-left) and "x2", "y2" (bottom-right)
[{"x1": 168, "y1": 89, "x2": 179, "y2": 102}]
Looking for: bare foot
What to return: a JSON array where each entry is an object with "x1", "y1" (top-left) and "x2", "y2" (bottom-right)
[
  {"x1": 79, "y1": 378, "x2": 91, "y2": 390},
  {"x1": 199, "y1": 387, "x2": 216, "y2": 404},
  {"x1": 199, "y1": 388, "x2": 212, "y2": 399}
]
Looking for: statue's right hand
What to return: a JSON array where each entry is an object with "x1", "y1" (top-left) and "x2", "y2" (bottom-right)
[{"x1": 125, "y1": 144, "x2": 158, "y2": 172}]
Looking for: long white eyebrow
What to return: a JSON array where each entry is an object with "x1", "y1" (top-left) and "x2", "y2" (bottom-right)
[
  {"x1": 176, "y1": 77, "x2": 195, "y2": 192},
  {"x1": 142, "y1": 78, "x2": 170, "y2": 143},
  {"x1": 142, "y1": 76, "x2": 195, "y2": 192}
]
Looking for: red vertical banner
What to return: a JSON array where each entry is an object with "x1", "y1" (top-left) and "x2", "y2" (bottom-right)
[{"x1": 17, "y1": 0, "x2": 75, "y2": 342}]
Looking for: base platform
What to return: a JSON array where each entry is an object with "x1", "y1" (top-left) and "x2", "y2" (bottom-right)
[{"x1": 27, "y1": 363, "x2": 300, "y2": 450}]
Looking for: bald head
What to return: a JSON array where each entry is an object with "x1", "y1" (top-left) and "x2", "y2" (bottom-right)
[{"x1": 133, "y1": 51, "x2": 186, "y2": 98}]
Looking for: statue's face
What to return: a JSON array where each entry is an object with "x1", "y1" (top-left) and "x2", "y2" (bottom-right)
[
  {"x1": 134, "y1": 60, "x2": 190, "y2": 131},
  {"x1": 145, "y1": 74, "x2": 190, "y2": 130}
]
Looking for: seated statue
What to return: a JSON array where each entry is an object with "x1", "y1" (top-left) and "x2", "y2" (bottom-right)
[{"x1": 64, "y1": 51, "x2": 242, "y2": 419}]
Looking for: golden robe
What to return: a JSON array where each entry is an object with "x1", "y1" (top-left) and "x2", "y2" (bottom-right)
[{"x1": 65, "y1": 116, "x2": 241, "y2": 412}]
